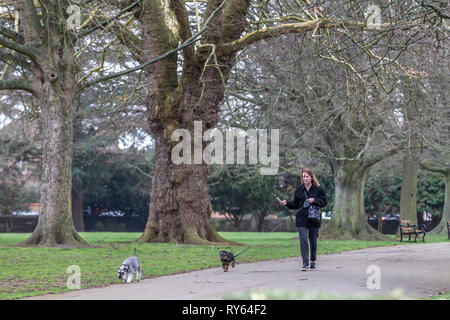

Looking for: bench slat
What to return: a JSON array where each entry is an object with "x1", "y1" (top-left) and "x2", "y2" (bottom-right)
[{"x1": 401, "y1": 227, "x2": 414, "y2": 233}]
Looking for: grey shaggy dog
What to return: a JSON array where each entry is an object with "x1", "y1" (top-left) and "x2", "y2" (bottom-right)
[{"x1": 117, "y1": 248, "x2": 141, "y2": 283}]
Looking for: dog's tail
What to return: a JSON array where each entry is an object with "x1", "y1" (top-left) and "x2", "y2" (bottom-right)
[{"x1": 133, "y1": 247, "x2": 137, "y2": 256}]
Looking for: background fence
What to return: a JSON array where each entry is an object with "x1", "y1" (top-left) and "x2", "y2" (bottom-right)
[{"x1": 0, "y1": 214, "x2": 441, "y2": 233}]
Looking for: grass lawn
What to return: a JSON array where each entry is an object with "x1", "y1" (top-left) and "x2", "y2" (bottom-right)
[{"x1": 0, "y1": 232, "x2": 447, "y2": 300}]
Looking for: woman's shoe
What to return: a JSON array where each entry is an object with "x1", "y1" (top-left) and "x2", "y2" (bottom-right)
[{"x1": 310, "y1": 261, "x2": 316, "y2": 269}]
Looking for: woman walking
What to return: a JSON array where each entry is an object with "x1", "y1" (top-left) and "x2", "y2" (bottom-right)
[{"x1": 280, "y1": 168, "x2": 327, "y2": 271}]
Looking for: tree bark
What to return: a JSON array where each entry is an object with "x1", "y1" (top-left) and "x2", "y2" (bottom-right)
[
  {"x1": 136, "y1": 0, "x2": 250, "y2": 245},
  {"x1": 429, "y1": 171, "x2": 450, "y2": 235},
  {"x1": 72, "y1": 98, "x2": 84, "y2": 233},
  {"x1": 255, "y1": 207, "x2": 268, "y2": 232},
  {"x1": 21, "y1": 80, "x2": 87, "y2": 246},
  {"x1": 399, "y1": 156, "x2": 419, "y2": 223},
  {"x1": 399, "y1": 92, "x2": 420, "y2": 224},
  {"x1": 72, "y1": 179, "x2": 84, "y2": 232},
  {"x1": 137, "y1": 77, "x2": 240, "y2": 244},
  {"x1": 137, "y1": 127, "x2": 231, "y2": 244},
  {"x1": 19, "y1": 0, "x2": 87, "y2": 246},
  {"x1": 321, "y1": 160, "x2": 387, "y2": 240}
]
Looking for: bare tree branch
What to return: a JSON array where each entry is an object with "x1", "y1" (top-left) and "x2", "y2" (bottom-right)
[
  {"x1": 220, "y1": 18, "x2": 415, "y2": 54},
  {"x1": 364, "y1": 140, "x2": 407, "y2": 168},
  {"x1": 0, "y1": 34, "x2": 38, "y2": 61},
  {"x1": 0, "y1": 48, "x2": 31, "y2": 69},
  {"x1": 22, "y1": 0, "x2": 42, "y2": 42},
  {"x1": 79, "y1": 0, "x2": 228, "y2": 90},
  {"x1": 79, "y1": 0, "x2": 141, "y2": 37},
  {"x1": 0, "y1": 25, "x2": 23, "y2": 43},
  {"x1": 169, "y1": 0, "x2": 195, "y2": 66},
  {"x1": 0, "y1": 78, "x2": 33, "y2": 93},
  {"x1": 419, "y1": 161, "x2": 450, "y2": 174}
]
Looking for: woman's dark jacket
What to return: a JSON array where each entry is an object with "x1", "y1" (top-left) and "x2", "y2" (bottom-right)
[{"x1": 286, "y1": 184, "x2": 327, "y2": 228}]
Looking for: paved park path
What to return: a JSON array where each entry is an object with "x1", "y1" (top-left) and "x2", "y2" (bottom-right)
[{"x1": 25, "y1": 242, "x2": 449, "y2": 300}]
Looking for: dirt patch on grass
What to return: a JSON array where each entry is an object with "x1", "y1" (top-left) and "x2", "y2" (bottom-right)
[{"x1": 0, "y1": 276, "x2": 67, "y2": 294}]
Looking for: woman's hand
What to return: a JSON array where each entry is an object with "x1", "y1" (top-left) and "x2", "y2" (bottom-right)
[
  {"x1": 307, "y1": 198, "x2": 315, "y2": 203},
  {"x1": 280, "y1": 200, "x2": 287, "y2": 206}
]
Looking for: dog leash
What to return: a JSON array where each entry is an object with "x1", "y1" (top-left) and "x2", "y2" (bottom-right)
[{"x1": 233, "y1": 222, "x2": 284, "y2": 258}]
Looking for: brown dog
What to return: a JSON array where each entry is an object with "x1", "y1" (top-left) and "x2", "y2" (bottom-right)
[{"x1": 219, "y1": 250, "x2": 235, "y2": 272}]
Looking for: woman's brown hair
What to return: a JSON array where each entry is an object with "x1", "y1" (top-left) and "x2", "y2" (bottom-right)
[{"x1": 302, "y1": 168, "x2": 320, "y2": 187}]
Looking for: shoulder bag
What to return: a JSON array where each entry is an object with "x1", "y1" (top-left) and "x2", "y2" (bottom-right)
[{"x1": 303, "y1": 190, "x2": 321, "y2": 221}]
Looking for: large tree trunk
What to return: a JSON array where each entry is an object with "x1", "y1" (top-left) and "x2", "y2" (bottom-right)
[
  {"x1": 19, "y1": 8, "x2": 88, "y2": 246},
  {"x1": 22, "y1": 92, "x2": 86, "y2": 246},
  {"x1": 429, "y1": 171, "x2": 450, "y2": 235},
  {"x1": 399, "y1": 94, "x2": 421, "y2": 224},
  {"x1": 21, "y1": 78, "x2": 87, "y2": 247},
  {"x1": 136, "y1": 0, "x2": 250, "y2": 245},
  {"x1": 72, "y1": 179, "x2": 84, "y2": 232},
  {"x1": 72, "y1": 101, "x2": 84, "y2": 232},
  {"x1": 322, "y1": 160, "x2": 387, "y2": 240},
  {"x1": 138, "y1": 128, "x2": 228, "y2": 243},
  {"x1": 399, "y1": 156, "x2": 419, "y2": 224}
]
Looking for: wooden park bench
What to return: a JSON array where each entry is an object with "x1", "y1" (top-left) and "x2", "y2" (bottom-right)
[{"x1": 399, "y1": 220, "x2": 426, "y2": 242}]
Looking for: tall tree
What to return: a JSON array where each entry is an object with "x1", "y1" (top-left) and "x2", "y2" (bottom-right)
[
  {"x1": 0, "y1": 0, "x2": 145, "y2": 246},
  {"x1": 398, "y1": 82, "x2": 421, "y2": 224},
  {"x1": 0, "y1": 0, "x2": 88, "y2": 246},
  {"x1": 127, "y1": 0, "x2": 448, "y2": 243},
  {"x1": 418, "y1": 46, "x2": 450, "y2": 234},
  {"x1": 402, "y1": 20, "x2": 449, "y2": 230},
  {"x1": 397, "y1": 44, "x2": 445, "y2": 225},
  {"x1": 221, "y1": 0, "x2": 448, "y2": 239},
  {"x1": 420, "y1": 163, "x2": 450, "y2": 235}
]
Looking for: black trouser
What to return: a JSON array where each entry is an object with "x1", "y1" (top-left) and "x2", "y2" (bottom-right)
[{"x1": 297, "y1": 227, "x2": 319, "y2": 266}]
